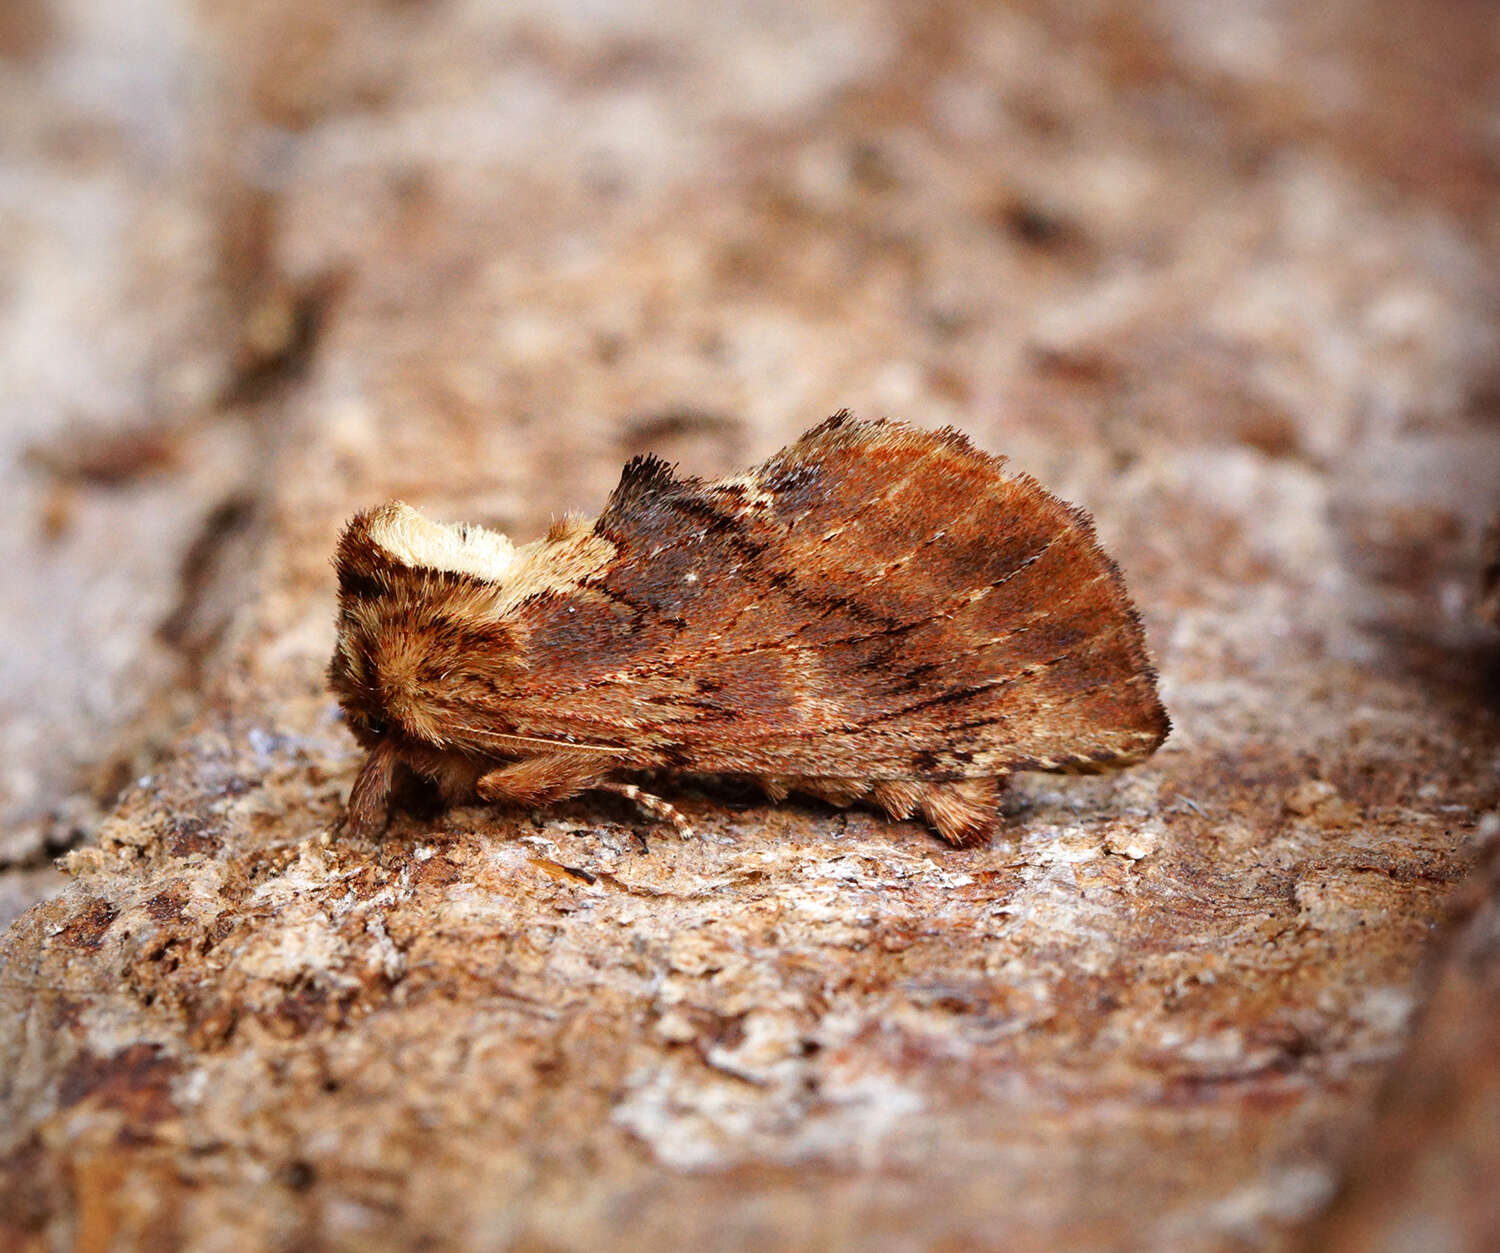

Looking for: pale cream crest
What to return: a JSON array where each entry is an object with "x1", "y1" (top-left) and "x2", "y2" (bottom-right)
[
  {"x1": 369, "y1": 502, "x2": 518, "y2": 581},
  {"x1": 368, "y1": 500, "x2": 618, "y2": 618}
]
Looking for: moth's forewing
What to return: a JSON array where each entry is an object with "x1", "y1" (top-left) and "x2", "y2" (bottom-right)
[{"x1": 506, "y1": 413, "x2": 1168, "y2": 779}]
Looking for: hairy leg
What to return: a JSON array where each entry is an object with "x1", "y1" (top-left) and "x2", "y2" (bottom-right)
[
  {"x1": 758, "y1": 773, "x2": 1006, "y2": 846},
  {"x1": 913, "y1": 778, "x2": 1004, "y2": 846},
  {"x1": 345, "y1": 740, "x2": 400, "y2": 839},
  {"x1": 475, "y1": 756, "x2": 692, "y2": 839},
  {"x1": 758, "y1": 774, "x2": 867, "y2": 807},
  {"x1": 475, "y1": 752, "x2": 612, "y2": 807}
]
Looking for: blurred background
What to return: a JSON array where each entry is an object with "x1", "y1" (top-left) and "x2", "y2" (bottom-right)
[{"x1": 2, "y1": 1, "x2": 1498, "y2": 1248}]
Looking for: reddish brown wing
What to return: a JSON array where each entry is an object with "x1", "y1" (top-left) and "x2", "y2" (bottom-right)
[{"x1": 506, "y1": 413, "x2": 1168, "y2": 780}]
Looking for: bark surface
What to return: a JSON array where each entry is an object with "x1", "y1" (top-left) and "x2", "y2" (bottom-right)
[{"x1": 2, "y1": 2, "x2": 1498, "y2": 1249}]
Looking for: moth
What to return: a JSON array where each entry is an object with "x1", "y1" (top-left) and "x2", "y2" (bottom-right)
[{"x1": 328, "y1": 412, "x2": 1168, "y2": 846}]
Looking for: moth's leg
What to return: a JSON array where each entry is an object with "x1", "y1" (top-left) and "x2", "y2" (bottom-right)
[
  {"x1": 475, "y1": 753, "x2": 612, "y2": 808},
  {"x1": 797, "y1": 777, "x2": 868, "y2": 808},
  {"x1": 871, "y1": 780, "x2": 925, "y2": 821},
  {"x1": 593, "y1": 781, "x2": 695, "y2": 837},
  {"x1": 875, "y1": 778, "x2": 1001, "y2": 844},
  {"x1": 758, "y1": 774, "x2": 1004, "y2": 847},
  {"x1": 345, "y1": 740, "x2": 401, "y2": 839},
  {"x1": 759, "y1": 775, "x2": 869, "y2": 808},
  {"x1": 915, "y1": 778, "x2": 1005, "y2": 847},
  {"x1": 758, "y1": 774, "x2": 792, "y2": 803}
]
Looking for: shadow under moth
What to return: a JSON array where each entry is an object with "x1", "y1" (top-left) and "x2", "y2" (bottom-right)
[{"x1": 329, "y1": 412, "x2": 1169, "y2": 846}]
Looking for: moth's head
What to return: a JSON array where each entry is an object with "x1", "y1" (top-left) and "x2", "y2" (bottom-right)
[{"x1": 327, "y1": 501, "x2": 527, "y2": 750}]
